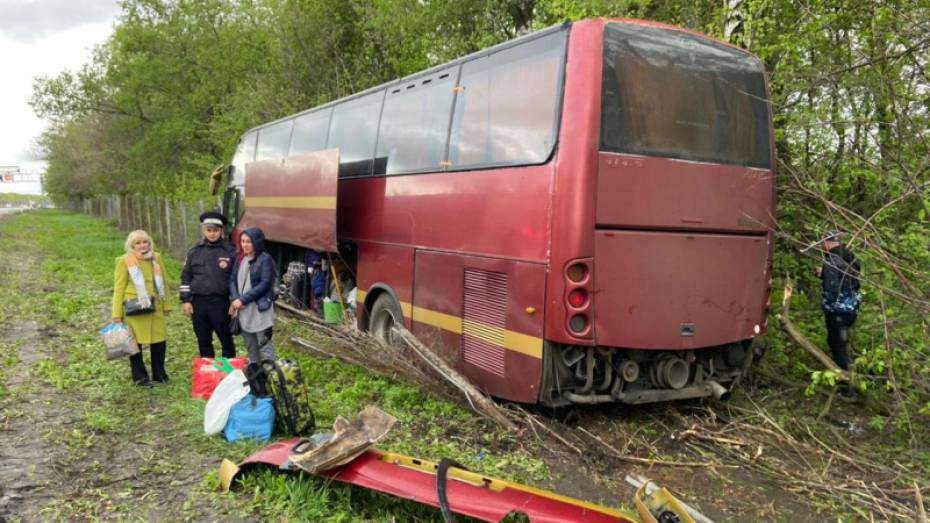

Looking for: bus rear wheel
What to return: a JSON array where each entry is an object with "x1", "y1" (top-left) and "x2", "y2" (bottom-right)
[{"x1": 368, "y1": 294, "x2": 403, "y2": 345}]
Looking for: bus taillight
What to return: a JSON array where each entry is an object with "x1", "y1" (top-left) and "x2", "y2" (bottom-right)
[
  {"x1": 569, "y1": 314, "x2": 588, "y2": 333},
  {"x1": 568, "y1": 289, "x2": 588, "y2": 308},
  {"x1": 564, "y1": 259, "x2": 593, "y2": 338},
  {"x1": 566, "y1": 263, "x2": 588, "y2": 282}
]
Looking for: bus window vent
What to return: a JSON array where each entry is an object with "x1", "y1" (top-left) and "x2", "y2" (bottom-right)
[{"x1": 462, "y1": 268, "x2": 507, "y2": 377}]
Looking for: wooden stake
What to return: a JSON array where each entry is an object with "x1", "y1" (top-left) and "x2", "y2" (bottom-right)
[{"x1": 327, "y1": 252, "x2": 350, "y2": 324}]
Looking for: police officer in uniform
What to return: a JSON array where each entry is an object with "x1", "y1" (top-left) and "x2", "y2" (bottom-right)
[{"x1": 181, "y1": 211, "x2": 238, "y2": 358}]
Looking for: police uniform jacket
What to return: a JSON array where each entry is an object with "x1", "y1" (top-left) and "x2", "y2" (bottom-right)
[{"x1": 180, "y1": 239, "x2": 237, "y2": 302}]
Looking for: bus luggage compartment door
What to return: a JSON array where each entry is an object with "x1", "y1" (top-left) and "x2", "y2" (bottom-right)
[
  {"x1": 241, "y1": 149, "x2": 339, "y2": 252},
  {"x1": 593, "y1": 230, "x2": 768, "y2": 350},
  {"x1": 412, "y1": 250, "x2": 547, "y2": 404}
]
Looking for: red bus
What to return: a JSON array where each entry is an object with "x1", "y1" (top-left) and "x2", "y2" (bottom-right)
[{"x1": 221, "y1": 18, "x2": 775, "y2": 406}]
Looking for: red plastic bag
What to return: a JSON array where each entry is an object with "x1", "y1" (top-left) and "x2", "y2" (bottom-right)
[{"x1": 191, "y1": 357, "x2": 247, "y2": 400}]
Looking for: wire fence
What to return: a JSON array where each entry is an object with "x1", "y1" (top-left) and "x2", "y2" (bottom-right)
[{"x1": 72, "y1": 195, "x2": 219, "y2": 260}]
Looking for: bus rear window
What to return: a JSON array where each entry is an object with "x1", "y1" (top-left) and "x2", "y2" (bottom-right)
[{"x1": 601, "y1": 23, "x2": 771, "y2": 168}]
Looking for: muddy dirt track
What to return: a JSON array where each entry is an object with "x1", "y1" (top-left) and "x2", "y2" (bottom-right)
[
  {"x1": 0, "y1": 214, "x2": 250, "y2": 522},
  {"x1": 0, "y1": 320, "x2": 57, "y2": 520}
]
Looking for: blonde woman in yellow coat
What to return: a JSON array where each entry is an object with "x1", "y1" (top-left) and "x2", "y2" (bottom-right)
[{"x1": 112, "y1": 230, "x2": 171, "y2": 386}]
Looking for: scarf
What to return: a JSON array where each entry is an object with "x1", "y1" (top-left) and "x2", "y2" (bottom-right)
[{"x1": 125, "y1": 251, "x2": 165, "y2": 307}]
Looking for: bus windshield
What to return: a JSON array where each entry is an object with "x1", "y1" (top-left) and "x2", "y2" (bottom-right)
[{"x1": 600, "y1": 23, "x2": 771, "y2": 169}]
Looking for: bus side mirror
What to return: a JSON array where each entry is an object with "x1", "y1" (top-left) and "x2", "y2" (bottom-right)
[{"x1": 209, "y1": 164, "x2": 227, "y2": 195}]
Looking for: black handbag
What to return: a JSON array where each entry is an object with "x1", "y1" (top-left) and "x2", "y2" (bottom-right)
[
  {"x1": 230, "y1": 313, "x2": 242, "y2": 335},
  {"x1": 123, "y1": 298, "x2": 156, "y2": 316}
]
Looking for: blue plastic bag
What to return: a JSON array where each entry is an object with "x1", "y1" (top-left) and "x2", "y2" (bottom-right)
[{"x1": 224, "y1": 394, "x2": 275, "y2": 442}]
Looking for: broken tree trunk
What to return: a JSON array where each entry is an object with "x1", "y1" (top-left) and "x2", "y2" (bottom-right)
[
  {"x1": 393, "y1": 327, "x2": 519, "y2": 432},
  {"x1": 776, "y1": 279, "x2": 850, "y2": 381}
]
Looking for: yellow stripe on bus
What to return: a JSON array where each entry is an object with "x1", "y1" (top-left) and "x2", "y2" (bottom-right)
[
  {"x1": 502, "y1": 329, "x2": 543, "y2": 359},
  {"x1": 462, "y1": 319, "x2": 543, "y2": 359},
  {"x1": 399, "y1": 301, "x2": 412, "y2": 318},
  {"x1": 246, "y1": 196, "x2": 337, "y2": 210},
  {"x1": 356, "y1": 289, "x2": 542, "y2": 359},
  {"x1": 413, "y1": 306, "x2": 463, "y2": 334}
]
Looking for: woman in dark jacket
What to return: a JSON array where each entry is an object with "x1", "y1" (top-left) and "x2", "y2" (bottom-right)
[{"x1": 229, "y1": 227, "x2": 277, "y2": 362}]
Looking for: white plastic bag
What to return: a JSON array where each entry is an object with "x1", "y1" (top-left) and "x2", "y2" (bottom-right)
[
  {"x1": 100, "y1": 322, "x2": 139, "y2": 360},
  {"x1": 204, "y1": 369, "x2": 250, "y2": 435}
]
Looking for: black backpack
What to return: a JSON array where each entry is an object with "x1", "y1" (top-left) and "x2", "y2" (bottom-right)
[{"x1": 261, "y1": 359, "x2": 316, "y2": 436}]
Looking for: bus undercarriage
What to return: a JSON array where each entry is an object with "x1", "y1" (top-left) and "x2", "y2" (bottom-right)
[{"x1": 540, "y1": 341, "x2": 750, "y2": 406}]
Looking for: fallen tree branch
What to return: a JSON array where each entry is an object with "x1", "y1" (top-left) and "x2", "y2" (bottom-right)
[
  {"x1": 290, "y1": 336, "x2": 369, "y2": 369},
  {"x1": 918, "y1": 482, "x2": 928, "y2": 523},
  {"x1": 775, "y1": 278, "x2": 850, "y2": 381},
  {"x1": 393, "y1": 327, "x2": 519, "y2": 432},
  {"x1": 678, "y1": 426, "x2": 749, "y2": 447},
  {"x1": 514, "y1": 407, "x2": 584, "y2": 456},
  {"x1": 577, "y1": 427, "x2": 730, "y2": 468}
]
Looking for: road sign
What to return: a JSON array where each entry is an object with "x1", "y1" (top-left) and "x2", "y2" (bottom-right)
[{"x1": 0, "y1": 172, "x2": 42, "y2": 183}]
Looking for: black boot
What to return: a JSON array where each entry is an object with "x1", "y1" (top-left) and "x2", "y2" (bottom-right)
[
  {"x1": 129, "y1": 352, "x2": 151, "y2": 386},
  {"x1": 150, "y1": 342, "x2": 169, "y2": 383}
]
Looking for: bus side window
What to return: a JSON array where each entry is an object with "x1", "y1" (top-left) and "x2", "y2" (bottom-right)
[
  {"x1": 375, "y1": 68, "x2": 457, "y2": 175},
  {"x1": 289, "y1": 108, "x2": 332, "y2": 156},
  {"x1": 256, "y1": 119, "x2": 294, "y2": 161},
  {"x1": 230, "y1": 132, "x2": 257, "y2": 187},
  {"x1": 448, "y1": 31, "x2": 566, "y2": 169},
  {"x1": 328, "y1": 90, "x2": 385, "y2": 177}
]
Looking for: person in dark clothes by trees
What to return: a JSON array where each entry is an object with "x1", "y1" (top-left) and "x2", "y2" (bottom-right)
[
  {"x1": 180, "y1": 212, "x2": 238, "y2": 358},
  {"x1": 815, "y1": 232, "x2": 861, "y2": 374}
]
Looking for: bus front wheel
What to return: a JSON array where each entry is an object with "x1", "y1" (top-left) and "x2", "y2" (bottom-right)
[{"x1": 368, "y1": 294, "x2": 404, "y2": 345}]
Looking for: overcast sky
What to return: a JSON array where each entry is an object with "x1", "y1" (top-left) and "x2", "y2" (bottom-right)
[{"x1": 0, "y1": 0, "x2": 120, "y2": 194}]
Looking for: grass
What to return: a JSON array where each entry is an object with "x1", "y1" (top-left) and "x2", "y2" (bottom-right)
[
  {"x1": 0, "y1": 192, "x2": 45, "y2": 205},
  {"x1": 0, "y1": 209, "x2": 551, "y2": 522}
]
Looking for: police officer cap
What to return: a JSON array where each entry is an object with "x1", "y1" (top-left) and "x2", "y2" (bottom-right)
[{"x1": 200, "y1": 211, "x2": 227, "y2": 228}]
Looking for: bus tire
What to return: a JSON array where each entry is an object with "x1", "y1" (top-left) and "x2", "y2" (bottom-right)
[{"x1": 368, "y1": 293, "x2": 404, "y2": 345}]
